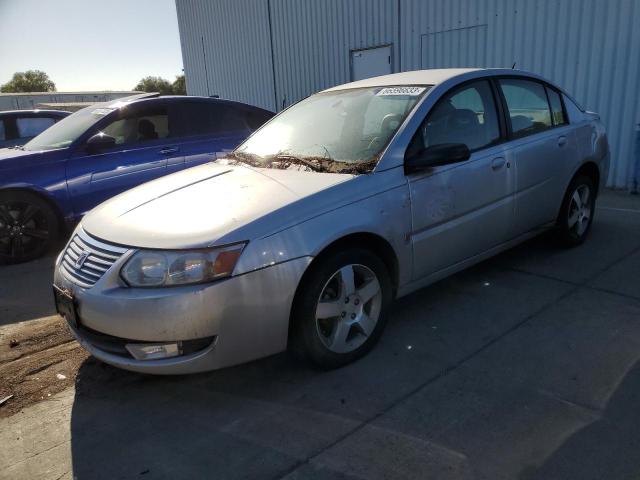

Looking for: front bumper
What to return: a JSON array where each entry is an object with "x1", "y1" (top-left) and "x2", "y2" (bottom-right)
[{"x1": 54, "y1": 249, "x2": 311, "y2": 374}]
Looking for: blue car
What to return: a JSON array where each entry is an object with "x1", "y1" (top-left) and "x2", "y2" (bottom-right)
[
  {"x1": 0, "y1": 93, "x2": 273, "y2": 264},
  {"x1": 0, "y1": 109, "x2": 70, "y2": 148}
]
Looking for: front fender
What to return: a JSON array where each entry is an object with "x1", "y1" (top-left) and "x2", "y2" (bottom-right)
[{"x1": 235, "y1": 168, "x2": 413, "y2": 288}]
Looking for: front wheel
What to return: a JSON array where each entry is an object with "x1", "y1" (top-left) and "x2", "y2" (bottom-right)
[
  {"x1": 291, "y1": 248, "x2": 392, "y2": 369},
  {"x1": 0, "y1": 191, "x2": 59, "y2": 265},
  {"x1": 554, "y1": 175, "x2": 596, "y2": 247}
]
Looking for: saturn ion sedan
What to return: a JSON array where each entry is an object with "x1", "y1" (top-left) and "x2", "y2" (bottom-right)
[{"x1": 53, "y1": 68, "x2": 609, "y2": 374}]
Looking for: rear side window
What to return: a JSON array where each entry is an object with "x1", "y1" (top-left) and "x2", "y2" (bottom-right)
[
  {"x1": 218, "y1": 106, "x2": 248, "y2": 133},
  {"x1": 411, "y1": 79, "x2": 500, "y2": 153},
  {"x1": 178, "y1": 102, "x2": 250, "y2": 137},
  {"x1": 16, "y1": 117, "x2": 56, "y2": 138},
  {"x1": 546, "y1": 87, "x2": 567, "y2": 126},
  {"x1": 0, "y1": 120, "x2": 5, "y2": 141},
  {"x1": 499, "y1": 78, "x2": 552, "y2": 138},
  {"x1": 244, "y1": 109, "x2": 273, "y2": 130}
]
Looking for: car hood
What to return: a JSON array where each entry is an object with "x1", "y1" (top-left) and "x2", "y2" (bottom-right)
[
  {"x1": 82, "y1": 162, "x2": 354, "y2": 249},
  {"x1": 0, "y1": 147, "x2": 41, "y2": 165}
]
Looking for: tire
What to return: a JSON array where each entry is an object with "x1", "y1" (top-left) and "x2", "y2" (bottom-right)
[
  {"x1": 0, "y1": 190, "x2": 59, "y2": 265},
  {"x1": 554, "y1": 175, "x2": 596, "y2": 247},
  {"x1": 291, "y1": 247, "x2": 392, "y2": 369}
]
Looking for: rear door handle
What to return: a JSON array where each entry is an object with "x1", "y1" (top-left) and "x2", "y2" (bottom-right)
[
  {"x1": 557, "y1": 136, "x2": 567, "y2": 147},
  {"x1": 491, "y1": 157, "x2": 506, "y2": 170},
  {"x1": 159, "y1": 146, "x2": 179, "y2": 155}
]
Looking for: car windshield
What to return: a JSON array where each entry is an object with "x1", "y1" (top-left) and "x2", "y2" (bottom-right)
[
  {"x1": 23, "y1": 106, "x2": 114, "y2": 151},
  {"x1": 226, "y1": 85, "x2": 430, "y2": 174}
]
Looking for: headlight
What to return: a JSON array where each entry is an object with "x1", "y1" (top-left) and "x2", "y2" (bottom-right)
[{"x1": 121, "y1": 243, "x2": 246, "y2": 287}]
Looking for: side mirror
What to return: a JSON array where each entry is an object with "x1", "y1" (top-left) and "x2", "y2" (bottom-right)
[
  {"x1": 404, "y1": 143, "x2": 471, "y2": 174},
  {"x1": 86, "y1": 133, "x2": 116, "y2": 154}
]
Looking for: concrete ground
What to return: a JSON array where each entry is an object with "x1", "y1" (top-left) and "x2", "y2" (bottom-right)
[{"x1": 1, "y1": 189, "x2": 639, "y2": 480}]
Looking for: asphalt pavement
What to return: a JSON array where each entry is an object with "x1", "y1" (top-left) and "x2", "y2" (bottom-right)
[{"x1": 1, "y1": 189, "x2": 639, "y2": 480}]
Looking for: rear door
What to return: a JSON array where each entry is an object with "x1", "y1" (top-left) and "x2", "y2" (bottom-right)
[
  {"x1": 173, "y1": 101, "x2": 252, "y2": 169},
  {"x1": 66, "y1": 101, "x2": 183, "y2": 215},
  {"x1": 497, "y1": 78, "x2": 578, "y2": 237},
  {"x1": 407, "y1": 79, "x2": 515, "y2": 280}
]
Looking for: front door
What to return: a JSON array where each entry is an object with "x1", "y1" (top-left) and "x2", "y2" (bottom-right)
[
  {"x1": 407, "y1": 79, "x2": 515, "y2": 280},
  {"x1": 66, "y1": 102, "x2": 183, "y2": 216}
]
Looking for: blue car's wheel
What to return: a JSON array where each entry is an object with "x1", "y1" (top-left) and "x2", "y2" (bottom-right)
[{"x1": 0, "y1": 191, "x2": 59, "y2": 265}]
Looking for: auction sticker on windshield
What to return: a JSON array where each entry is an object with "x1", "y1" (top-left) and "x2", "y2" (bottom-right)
[{"x1": 377, "y1": 86, "x2": 426, "y2": 96}]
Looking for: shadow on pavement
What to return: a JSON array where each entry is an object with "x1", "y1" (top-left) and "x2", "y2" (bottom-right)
[{"x1": 520, "y1": 360, "x2": 640, "y2": 480}]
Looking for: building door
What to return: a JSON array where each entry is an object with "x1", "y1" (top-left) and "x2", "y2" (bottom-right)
[{"x1": 351, "y1": 45, "x2": 392, "y2": 81}]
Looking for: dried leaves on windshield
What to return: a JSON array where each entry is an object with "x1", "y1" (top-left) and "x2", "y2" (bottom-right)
[{"x1": 224, "y1": 151, "x2": 378, "y2": 175}]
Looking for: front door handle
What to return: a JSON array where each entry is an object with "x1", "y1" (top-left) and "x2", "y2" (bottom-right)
[
  {"x1": 159, "y1": 146, "x2": 179, "y2": 155},
  {"x1": 557, "y1": 136, "x2": 567, "y2": 147},
  {"x1": 491, "y1": 157, "x2": 506, "y2": 170}
]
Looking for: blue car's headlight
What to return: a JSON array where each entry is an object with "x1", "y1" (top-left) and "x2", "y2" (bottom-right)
[{"x1": 121, "y1": 243, "x2": 246, "y2": 287}]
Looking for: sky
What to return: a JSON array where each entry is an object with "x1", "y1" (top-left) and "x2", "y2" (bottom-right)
[{"x1": 0, "y1": 0, "x2": 183, "y2": 91}]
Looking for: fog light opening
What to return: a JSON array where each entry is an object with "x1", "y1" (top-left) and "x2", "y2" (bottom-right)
[{"x1": 125, "y1": 342, "x2": 182, "y2": 360}]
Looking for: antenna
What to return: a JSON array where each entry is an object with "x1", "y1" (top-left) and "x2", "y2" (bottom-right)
[{"x1": 512, "y1": 62, "x2": 517, "y2": 69}]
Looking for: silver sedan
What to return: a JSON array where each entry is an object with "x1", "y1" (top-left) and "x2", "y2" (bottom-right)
[{"x1": 53, "y1": 68, "x2": 609, "y2": 374}]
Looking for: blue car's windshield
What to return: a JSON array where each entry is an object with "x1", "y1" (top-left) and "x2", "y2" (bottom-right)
[
  {"x1": 228, "y1": 85, "x2": 430, "y2": 174},
  {"x1": 23, "y1": 106, "x2": 114, "y2": 151}
]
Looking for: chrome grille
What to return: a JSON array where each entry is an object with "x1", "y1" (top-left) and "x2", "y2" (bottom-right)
[{"x1": 60, "y1": 229, "x2": 128, "y2": 288}]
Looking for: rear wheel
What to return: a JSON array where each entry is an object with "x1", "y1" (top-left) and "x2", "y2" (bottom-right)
[
  {"x1": 0, "y1": 191, "x2": 59, "y2": 265},
  {"x1": 291, "y1": 248, "x2": 392, "y2": 369},
  {"x1": 554, "y1": 175, "x2": 596, "y2": 247}
]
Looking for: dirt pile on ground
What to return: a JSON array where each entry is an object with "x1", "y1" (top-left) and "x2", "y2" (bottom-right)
[{"x1": 0, "y1": 315, "x2": 88, "y2": 418}]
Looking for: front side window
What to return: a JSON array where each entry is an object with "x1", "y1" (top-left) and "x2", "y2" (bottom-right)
[
  {"x1": 499, "y1": 78, "x2": 552, "y2": 138},
  {"x1": 229, "y1": 86, "x2": 429, "y2": 174},
  {"x1": 409, "y1": 80, "x2": 500, "y2": 154},
  {"x1": 16, "y1": 117, "x2": 56, "y2": 139},
  {"x1": 546, "y1": 87, "x2": 567, "y2": 126},
  {"x1": 100, "y1": 105, "x2": 170, "y2": 146}
]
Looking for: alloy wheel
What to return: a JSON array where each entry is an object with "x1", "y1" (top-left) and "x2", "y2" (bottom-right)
[
  {"x1": 0, "y1": 201, "x2": 50, "y2": 259},
  {"x1": 567, "y1": 184, "x2": 592, "y2": 237},
  {"x1": 315, "y1": 263, "x2": 383, "y2": 354}
]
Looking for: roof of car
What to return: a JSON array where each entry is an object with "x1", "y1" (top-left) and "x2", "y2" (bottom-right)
[
  {"x1": 101, "y1": 93, "x2": 273, "y2": 113},
  {"x1": 324, "y1": 68, "x2": 481, "y2": 92}
]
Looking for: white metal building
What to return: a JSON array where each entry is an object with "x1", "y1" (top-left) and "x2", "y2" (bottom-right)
[{"x1": 175, "y1": 0, "x2": 640, "y2": 188}]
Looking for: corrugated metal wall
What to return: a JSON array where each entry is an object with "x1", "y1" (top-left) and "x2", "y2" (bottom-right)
[
  {"x1": 175, "y1": 0, "x2": 640, "y2": 188},
  {"x1": 175, "y1": 0, "x2": 277, "y2": 110}
]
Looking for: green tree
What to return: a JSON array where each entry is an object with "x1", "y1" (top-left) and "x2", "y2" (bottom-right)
[
  {"x1": 133, "y1": 76, "x2": 174, "y2": 95},
  {"x1": 1, "y1": 70, "x2": 56, "y2": 93},
  {"x1": 172, "y1": 74, "x2": 186, "y2": 95}
]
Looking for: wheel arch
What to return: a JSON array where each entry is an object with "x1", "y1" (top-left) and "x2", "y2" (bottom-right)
[
  {"x1": 0, "y1": 185, "x2": 65, "y2": 233},
  {"x1": 287, "y1": 231, "x2": 400, "y2": 342},
  {"x1": 573, "y1": 162, "x2": 601, "y2": 196}
]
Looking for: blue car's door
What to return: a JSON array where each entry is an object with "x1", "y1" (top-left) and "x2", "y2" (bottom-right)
[
  {"x1": 66, "y1": 101, "x2": 183, "y2": 216},
  {"x1": 172, "y1": 100, "x2": 252, "y2": 168}
]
